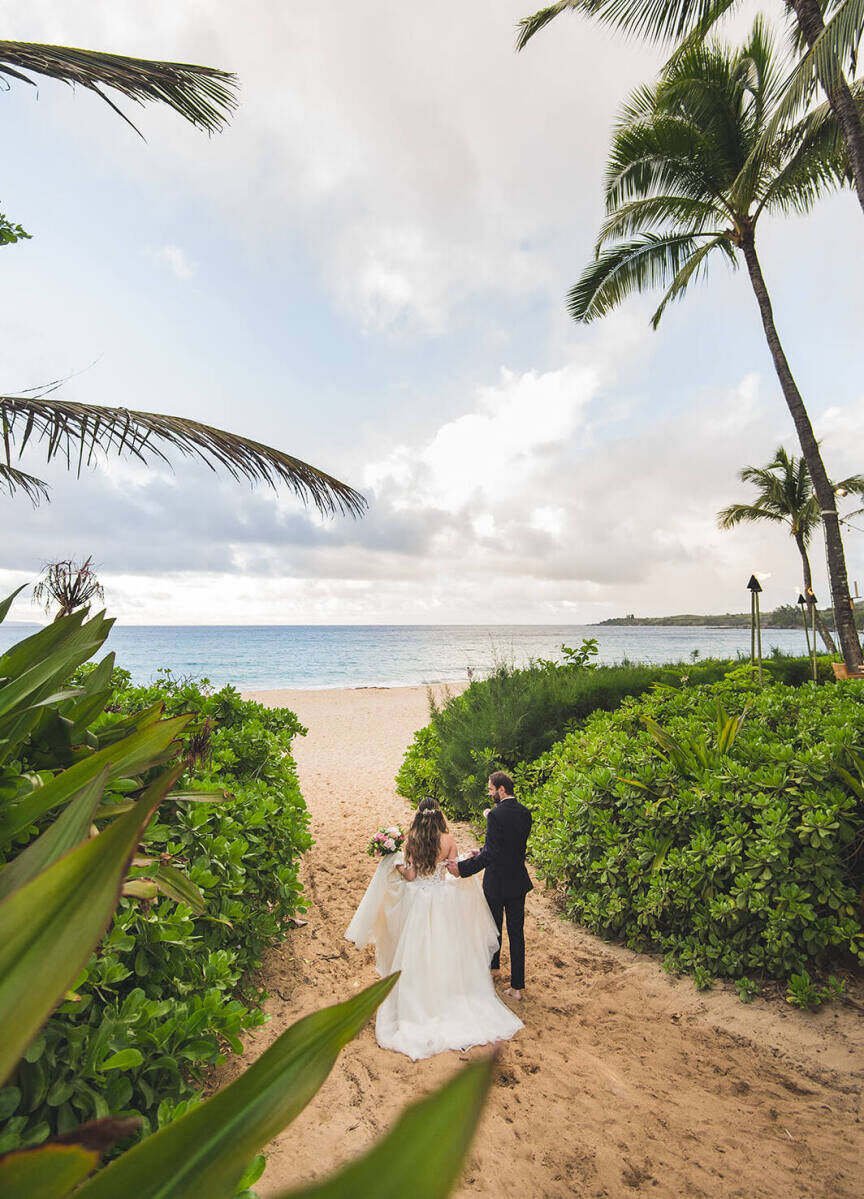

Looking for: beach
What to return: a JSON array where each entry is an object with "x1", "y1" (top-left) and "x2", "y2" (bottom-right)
[{"x1": 227, "y1": 683, "x2": 864, "y2": 1199}]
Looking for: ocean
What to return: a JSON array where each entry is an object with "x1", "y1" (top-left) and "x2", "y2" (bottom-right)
[{"x1": 0, "y1": 622, "x2": 814, "y2": 691}]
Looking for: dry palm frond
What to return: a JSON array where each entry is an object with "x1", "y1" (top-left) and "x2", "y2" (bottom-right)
[
  {"x1": 0, "y1": 461, "x2": 50, "y2": 504},
  {"x1": 0, "y1": 41, "x2": 238, "y2": 136},
  {"x1": 34, "y1": 556, "x2": 105, "y2": 618},
  {"x1": 0, "y1": 393, "x2": 366, "y2": 517}
]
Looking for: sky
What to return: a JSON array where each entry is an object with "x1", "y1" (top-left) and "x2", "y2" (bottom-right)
[{"x1": 1, "y1": 0, "x2": 863, "y2": 625}]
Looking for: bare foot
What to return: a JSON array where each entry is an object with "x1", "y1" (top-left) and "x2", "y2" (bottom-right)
[
  {"x1": 491, "y1": 968, "x2": 502, "y2": 978},
  {"x1": 504, "y1": 987, "x2": 523, "y2": 1001}
]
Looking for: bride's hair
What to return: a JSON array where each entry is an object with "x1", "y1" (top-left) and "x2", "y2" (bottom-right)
[{"x1": 405, "y1": 796, "x2": 447, "y2": 875}]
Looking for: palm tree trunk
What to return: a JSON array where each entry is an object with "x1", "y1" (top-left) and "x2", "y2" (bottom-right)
[
  {"x1": 794, "y1": 530, "x2": 837, "y2": 653},
  {"x1": 740, "y1": 233, "x2": 863, "y2": 670},
  {"x1": 788, "y1": 0, "x2": 864, "y2": 216}
]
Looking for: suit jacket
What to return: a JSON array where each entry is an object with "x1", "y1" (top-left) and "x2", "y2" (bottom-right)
[{"x1": 458, "y1": 795, "x2": 533, "y2": 900}]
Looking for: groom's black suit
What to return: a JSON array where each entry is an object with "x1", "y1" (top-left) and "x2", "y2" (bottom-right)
[{"x1": 457, "y1": 795, "x2": 532, "y2": 990}]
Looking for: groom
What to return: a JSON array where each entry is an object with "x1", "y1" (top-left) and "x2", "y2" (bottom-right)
[{"x1": 447, "y1": 770, "x2": 532, "y2": 999}]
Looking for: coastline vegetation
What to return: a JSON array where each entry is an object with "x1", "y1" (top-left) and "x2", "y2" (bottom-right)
[
  {"x1": 397, "y1": 646, "x2": 863, "y2": 1005},
  {"x1": 597, "y1": 605, "x2": 864, "y2": 629},
  {"x1": 0, "y1": 602, "x2": 492, "y2": 1195}
]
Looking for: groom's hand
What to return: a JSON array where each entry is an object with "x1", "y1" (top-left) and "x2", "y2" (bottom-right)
[{"x1": 445, "y1": 858, "x2": 460, "y2": 876}]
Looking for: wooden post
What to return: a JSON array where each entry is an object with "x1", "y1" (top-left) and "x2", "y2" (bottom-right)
[{"x1": 747, "y1": 576, "x2": 763, "y2": 685}]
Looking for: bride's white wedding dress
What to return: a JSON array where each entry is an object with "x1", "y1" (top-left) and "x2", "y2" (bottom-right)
[{"x1": 345, "y1": 854, "x2": 523, "y2": 1060}]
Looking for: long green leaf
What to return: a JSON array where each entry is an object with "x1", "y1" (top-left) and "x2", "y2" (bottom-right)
[
  {"x1": 0, "y1": 713, "x2": 191, "y2": 846},
  {"x1": 274, "y1": 1056, "x2": 495, "y2": 1199},
  {"x1": 0, "y1": 1143, "x2": 98, "y2": 1197},
  {"x1": 0, "y1": 764, "x2": 182, "y2": 1084},
  {"x1": 0, "y1": 609, "x2": 110, "y2": 683},
  {"x1": 0, "y1": 584, "x2": 28, "y2": 625},
  {"x1": 0, "y1": 766, "x2": 110, "y2": 901},
  {"x1": 75, "y1": 976, "x2": 398, "y2": 1199},
  {"x1": 148, "y1": 864, "x2": 206, "y2": 914}
]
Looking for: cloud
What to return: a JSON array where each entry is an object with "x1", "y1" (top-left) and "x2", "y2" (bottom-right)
[{"x1": 147, "y1": 243, "x2": 197, "y2": 280}]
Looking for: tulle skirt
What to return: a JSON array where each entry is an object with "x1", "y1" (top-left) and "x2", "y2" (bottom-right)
[{"x1": 346, "y1": 854, "x2": 523, "y2": 1060}]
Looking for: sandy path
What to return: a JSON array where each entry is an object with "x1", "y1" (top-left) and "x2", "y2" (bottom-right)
[{"x1": 227, "y1": 685, "x2": 864, "y2": 1199}]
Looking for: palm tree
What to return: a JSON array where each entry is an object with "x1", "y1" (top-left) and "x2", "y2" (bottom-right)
[
  {"x1": 565, "y1": 21, "x2": 864, "y2": 669},
  {"x1": 0, "y1": 392, "x2": 366, "y2": 517},
  {"x1": 517, "y1": 0, "x2": 864, "y2": 218},
  {"x1": 718, "y1": 448, "x2": 864, "y2": 652}
]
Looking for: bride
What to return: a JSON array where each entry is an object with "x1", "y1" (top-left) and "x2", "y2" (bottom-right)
[{"x1": 346, "y1": 796, "x2": 523, "y2": 1060}]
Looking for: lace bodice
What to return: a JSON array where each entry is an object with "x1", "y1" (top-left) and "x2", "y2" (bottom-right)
[{"x1": 411, "y1": 860, "x2": 450, "y2": 889}]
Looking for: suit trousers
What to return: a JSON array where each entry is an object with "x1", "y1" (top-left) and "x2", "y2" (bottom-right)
[{"x1": 486, "y1": 892, "x2": 526, "y2": 990}]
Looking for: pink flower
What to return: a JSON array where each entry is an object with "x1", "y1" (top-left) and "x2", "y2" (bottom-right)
[
  {"x1": 384, "y1": 837, "x2": 396, "y2": 851},
  {"x1": 386, "y1": 826, "x2": 400, "y2": 837}
]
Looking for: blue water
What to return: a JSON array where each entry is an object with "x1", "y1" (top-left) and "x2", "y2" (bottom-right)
[{"x1": 0, "y1": 623, "x2": 814, "y2": 690}]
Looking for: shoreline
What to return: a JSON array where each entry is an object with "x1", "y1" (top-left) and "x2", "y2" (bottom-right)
[{"x1": 242, "y1": 680, "x2": 468, "y2": 702}]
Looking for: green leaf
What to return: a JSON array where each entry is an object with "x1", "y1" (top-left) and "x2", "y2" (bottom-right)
[
  {"x1": 75, "y1": 976, "x2": 398, "y2": 1199},
  {"x1": 0, "y1": 767, "x2": 110, "y2": 902},
  {"x1": 236, "y1": 1154, "x2": 266, "y2": 1191},
  {"x1": 0, "y1": 714, "x2": 192, "y2": 846},
  {"x1": 0, "y1": 1142, "x2": 99, "y2": 1197},
  {"x1": 0, "y1": 584, "x2": 28, "y2": 625},
  {"x1": 149, "y1": 864, "x2": 206, "y2": 914},
  {"x1": 273, "y1": 1056, "x2": 495, "y2": 1199},
  {"x1": 100, "y1": 1050, "x2": 144, "y2": 1072},
  {"x1": 0, "y1": 1087, "x2": 21, "y2": 1119},
  {"x1": 0, "y1": 763, "x2": 183, "y2": 1085}
]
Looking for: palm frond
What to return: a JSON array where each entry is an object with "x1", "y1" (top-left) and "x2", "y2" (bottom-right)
[
  {"x1": 757, "y1": 0, "x2": 864, "y2": 149},
  {"x1": 596, "y1": 194, "x2": 720, "y2": 246},
  {"x1": 717, "y1": 501, "x2": 787, "y2": 529},
  {"x1": 0, "y1": 41, "x2": 238, "y2": 136},
  {"x1": 568, "y1": 232, "x2": 716, "y2": 323},
  {"x1": 0, "y1": 395, "x2": 366, "y2": 518},
  {"x1": 518, "y1": 0, "x2": 739, "y2": 50},
  {"x1": 516, "y1": 3, "x2": 577, "y2": 50},
  {"x1": 0, "y1": 462, "x2": 50, "y2": 505},
  {"x1": 606, "y1": 115, "x2": 731, "y2": 213},
  {"x1": 649, "y1": 234, "x2": 734, "y2": 327}
]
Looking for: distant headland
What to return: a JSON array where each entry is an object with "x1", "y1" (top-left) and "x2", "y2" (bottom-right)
[{"x1": 595, "y1": 603, "x2": 862, "y2": 630}]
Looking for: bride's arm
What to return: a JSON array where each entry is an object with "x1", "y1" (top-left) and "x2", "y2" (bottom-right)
[{"x1": 396, "y1": 858, "x2": 416, "y2": 881}]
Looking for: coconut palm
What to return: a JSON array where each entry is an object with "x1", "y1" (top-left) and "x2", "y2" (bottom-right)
[
  {"x1": 517, "y1": 0, "x2": 864, "y2": 217},
  {"x1": 566, "y1": 21, "x2": 863, "y2": 668},
  {"x1": 0, "y1": 392, "x2": 366, "y2": 517},
  {"x1": 718, "y1": 449, "x2": 864, "y2": 652},
  {"x1": 0, "y1": 41, "x2": 237, "y2": 136}
]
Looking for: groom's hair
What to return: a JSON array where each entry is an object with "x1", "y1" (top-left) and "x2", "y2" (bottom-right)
[{"x1": 489, "y1": 771, "x2": 513, "y2": 794}]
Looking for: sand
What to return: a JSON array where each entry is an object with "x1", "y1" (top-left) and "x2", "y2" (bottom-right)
[{"x1": 226, "y1": 683, "x2": 864, "y2": 1199}]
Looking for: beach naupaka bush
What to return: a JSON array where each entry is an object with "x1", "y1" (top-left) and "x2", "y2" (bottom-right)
[{"x1": 524, "y1": 675, "x2": 864, "y2": 997}]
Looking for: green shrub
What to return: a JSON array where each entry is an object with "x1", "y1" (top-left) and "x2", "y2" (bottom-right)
[
  {"x1": 394, "y1": 722, "x2": 444, "y2": 808},
  {"x1": 1, "y1": 661, "x2": 310, "y2": 1154},
  {"x1": 398, "y1": 652, "x2": 834, "y2": 821},
  {"x1": 524, "y1": 674, "x2": 864, "y2": 997}
]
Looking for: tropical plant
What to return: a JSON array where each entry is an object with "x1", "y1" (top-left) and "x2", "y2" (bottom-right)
[
  {"x1": 0, "y1": 600, "x2": 493, "y2": 1194},
  {"x1": 718, "y1": 449, "x2": 864, "y2": 652},
  {"x1": 561, "y1": 21, "x2": 863, "y2": 671},
  {"x1": 524, "y1": 671, "x2": 864, "y2": 996},
  {"x1": 0, "y1": 392, "x2": 366, "y2": 516},
  {"x1": 33, "y1": 557, "x2": 105, "y2": 620},
  {"x1": 517, "y1": 0, "x2": 864, "y2": 219},
  {"x1": 0, "y1": 212, "x2": 29, "y2": 245},
  {"x1": 0, "y1": 41, "x2": 237, "y2": 136}
]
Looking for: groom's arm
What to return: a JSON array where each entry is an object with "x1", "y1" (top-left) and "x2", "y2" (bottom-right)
[{"x1": 457, "y1": 809, "x2": 503, "y2": 878}]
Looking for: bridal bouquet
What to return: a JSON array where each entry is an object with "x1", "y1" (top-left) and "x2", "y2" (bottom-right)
[{"x1": 367, "y1": 826, "x2": 404, "y2": 857}]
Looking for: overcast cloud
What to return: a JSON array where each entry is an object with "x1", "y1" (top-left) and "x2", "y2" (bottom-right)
[{"x1": 1, "y1": 1, "x2": 862, "y2": 624}]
